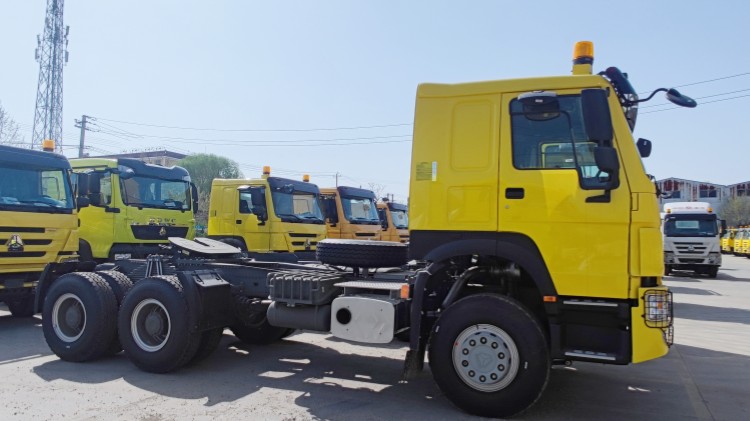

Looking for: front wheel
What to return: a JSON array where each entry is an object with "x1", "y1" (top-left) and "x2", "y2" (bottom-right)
[
  {"x1": 664, "y1": 265, "x2": 672, "y2": 276},
  {"x1": 706, "y1": 266, "x2": 719, "y2": 278},
  {"x1": 428, "y1": 294, "x2": 549, "y2": 418}
]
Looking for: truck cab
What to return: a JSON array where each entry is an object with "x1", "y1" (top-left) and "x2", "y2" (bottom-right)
[
  {"x1": 319, "y1": 186, "x2": 381, "y2": 240},
  {"x1": 207, "y1": 169, "x2": 326, "y2": 259},
  {"x1": 721, "y1": 228, "x2": 736, "y2": 254},
  {"x1": 662, "y1": 202, "x2": 722, "y2": 277},
  {"x1": 377, "y1": 200, "x2": 409, "y2": 243},
  {"x1": 0, "y1": 142, "x2": 80, "y2": 316},
  {"x1": 71, "y1": 157, "x2": 196, "y2": 261}
]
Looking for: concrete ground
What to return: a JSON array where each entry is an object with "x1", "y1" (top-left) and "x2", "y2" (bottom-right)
[{"x1": 1, "y1": 256, "x2": 748, "y2": 420}]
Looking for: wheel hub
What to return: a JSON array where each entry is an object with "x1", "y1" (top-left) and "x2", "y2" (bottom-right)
[
  {"x1": 52, "y1": 293, "x2": 86, "y2": 343},
  {"x1": 64, "y1": 305, "x2": 83, "y2": 328},
  {"x1": 453, "y1": 324, "x2": 520, "y2": 392},
  {"x1": 131, "y1": 299, "x2": 171, "y2": 352}
]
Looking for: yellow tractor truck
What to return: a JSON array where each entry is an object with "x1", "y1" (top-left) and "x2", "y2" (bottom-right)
[
  {"x1": 207, "y1": 168, "x2": 326, "y2": 259},
  {"x1": 319, "y1": 186, "x2": 382, "y2": 240},
  {"x1": 733, "y1": 228, "x2": 746, "y2": 256},
  {"x1": 35, "y1": 41, "x2": 695, "y2": 418},
  {"x1": 377, "y1": 200, "x2": 409, "y2": 243},
  {"x1": 71, "y1": 158, "x2": 197, "y2": 262},
  {"x1": 0, "y1": 142, "x2": 82, "y2": 316},
  {"x1": 721, "y1": 228, "x2": 735, "y2": 254}
]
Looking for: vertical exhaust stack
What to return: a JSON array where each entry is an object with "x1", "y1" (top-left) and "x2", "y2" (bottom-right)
[{"x1": 572, "y1": 41, "x2": 594, "y2": 75}]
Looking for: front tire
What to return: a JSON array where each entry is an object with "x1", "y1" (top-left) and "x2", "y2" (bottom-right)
[
  {"x1": 428, "y1": 294, "x2": 549, "y2": 418},
  {"x1": 118, "y1": 276, "x2": 200, "y2": 373},
  {"x1": 706, "y1": 266, "x2": 719, "y2": 278},
  {"x1": 42, "y1": 272, "x2": 118, "y2": 362}
]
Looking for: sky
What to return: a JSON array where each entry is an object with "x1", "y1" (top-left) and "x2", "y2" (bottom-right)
[{"x1": 2, "y1": 0, "x2": 749, "y2": 202}]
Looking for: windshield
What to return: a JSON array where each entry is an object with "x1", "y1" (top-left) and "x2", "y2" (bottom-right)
[
  {"x1": 341, "y1": 195, "x2": 380, "y2": 225},
  {"x1": 271, "y1": 190, "x2": 324, "y2": 223},
  {"x1": 390, "y1": 209, "x2": 409, "y2": 229},
  {"x1": 0, "y1": 165, "x2": 74, "y2": 213},
  {"x1": 664, "y1": 217, "x2": 718, "y2": 237},
  {"x1": 120, "y1": 175, "x2": 191, "y2": 210}
]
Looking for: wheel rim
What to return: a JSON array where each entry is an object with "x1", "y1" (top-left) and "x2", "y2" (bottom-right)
[
  {"x1": 452, "y1": 324, "x2": 520, "y2": 392},
  {"x1": 52, "y1": 293, "x2": 86, "y2": 342},
  {"x1": 131, "y1": 299, "x2": 171, "y2": 352}
]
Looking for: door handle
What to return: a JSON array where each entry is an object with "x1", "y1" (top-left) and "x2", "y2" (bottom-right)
[
  {"x1": 236, "y1": 219, "x2": 242, "y2": 224},
  {"x1": 505, "y1": 188, "x2": 525, "y2": 199}
]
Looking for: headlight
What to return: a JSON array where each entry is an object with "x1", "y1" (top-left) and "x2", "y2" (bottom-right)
[
  {"x1": 643, "y1": 290, "x2": 673, "y2": 328},
  {"x1": 664, "y1": 252, "x2": 675, "y2": 263}
]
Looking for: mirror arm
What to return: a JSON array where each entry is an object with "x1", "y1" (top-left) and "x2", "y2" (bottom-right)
[{"x1": 633, "y1": 88, "x2": 668, "y2": 104}]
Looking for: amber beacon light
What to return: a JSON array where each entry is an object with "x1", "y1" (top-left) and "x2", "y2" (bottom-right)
[{"x1": 572, "y1": 41, "x2": 594, "y2": 75}]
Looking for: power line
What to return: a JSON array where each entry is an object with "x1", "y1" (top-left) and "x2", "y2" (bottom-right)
[
  {"x1": 94, "y1": 117, "x2": 413, "y2": 132},
  {"x1": 639, "y1": 72, "x2": 750, "y2": 95}
]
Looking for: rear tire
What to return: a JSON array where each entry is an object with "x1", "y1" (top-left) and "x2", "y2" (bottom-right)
[
  {"x1": 230, "y1": 321, "x2": 289, "y2": 345},
  {"x1": 95, "y1": 270, "x2": 134, "y2": 355},
  {"x1": 189, "y1": 328, "x2": 224, "y2": 364},
  {"x1": 7, "y1": 294, "x2": 35, "y2": 317},
  {"x1": 42, "y1": 272, "x2": 118, "y2": 362},
  {"x1": 428, "y1": 294, "x2": 549, "y2": 418},
  {"x1": 118, "y1": 276, "x2": 200, "y2": 373},
  {"x1": 316, "y1": 239, "x2": 408, "y2": 267}
]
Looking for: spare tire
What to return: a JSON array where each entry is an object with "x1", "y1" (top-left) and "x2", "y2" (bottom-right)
[{"x1": 316, "y1": 239, "x2": 408, "y2": 268}]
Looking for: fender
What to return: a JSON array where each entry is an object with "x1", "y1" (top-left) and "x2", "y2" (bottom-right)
[{"x1": 410, "y1": 230, "x2": 557, "y2": 297}]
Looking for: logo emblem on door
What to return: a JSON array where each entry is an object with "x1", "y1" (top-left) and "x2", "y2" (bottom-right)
[{"x1": 159, "y1": 227, "x2": 167, "y2": 237}]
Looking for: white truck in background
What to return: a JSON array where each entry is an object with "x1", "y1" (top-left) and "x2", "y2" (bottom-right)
[{"x1": 662, "y1": 202, "x2": 723, "y2": 277}]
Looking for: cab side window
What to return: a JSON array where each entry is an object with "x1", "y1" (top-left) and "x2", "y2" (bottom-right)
[
  {"x1": 239, "y1": 191, "x2": 254, "y2": 214},
  {"x1": 510, "y1": 95, "x2": 614, "y2": 190}
]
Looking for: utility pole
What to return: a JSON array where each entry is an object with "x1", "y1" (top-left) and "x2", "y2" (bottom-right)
[
  {"x1": 74, "y1": 115, "x2": 93, "y2": 157},
  {"x1": 32, "y1": 0, "x2": 69, "y2": 152}
]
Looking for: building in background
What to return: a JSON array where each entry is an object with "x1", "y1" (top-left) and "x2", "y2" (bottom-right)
[
  {"x1": 94, "y1": 150, "x2": 186, "y2": 167},
  {"x1": 656, "y1": 178, "x2": 750, "y2": 214}
]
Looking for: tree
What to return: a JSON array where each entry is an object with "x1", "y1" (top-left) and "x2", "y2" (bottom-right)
[
  {"x1": 178, "y1": 154, "x2": 243, "y2": 226},
  {"x1": 0, "y1": 102, "x2": 24, "y2": 146},
  {"x1": 367, "y1": 182, "x2": 387, "y2": 202},
  {"x1": 719, "y1": 196, "x2": 750, "y2": 227}
]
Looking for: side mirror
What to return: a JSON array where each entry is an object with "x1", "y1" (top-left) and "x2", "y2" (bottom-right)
[
  {"x1": 518, "y1": 91, "x2": 560, "y2": 121},
  {"x1": 76, "y1": 196, "x2": 90, "y2": 210},
  {"x1": 636, "y1": 138, "x2": 652, "y2": 158},
  {"x1": 594, "y1": 146, "x2": 620, "y2": 189},
  {"x1": 666, "y1": 88, "x2": 697, "y2": 108},
  {"x1": 190, "y1": 183, "x2": 199, "y2": 212},
  {"x1": 581, "y1": 89, "x2": 613, "y2": 145},
  {"x1": 75, "y1": 172, "x2": 89, "y2": 194},
  {"x1": 324, "y1": 199, "x2": 339, "y2": 225}
]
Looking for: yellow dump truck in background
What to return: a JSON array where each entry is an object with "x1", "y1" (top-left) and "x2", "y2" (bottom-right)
[
  {"x1": 319, "y1": 186, "x2": 381, "y2": 240},
  {"x1": 207, "y1": 168, "x2": 326, "y2": 259},
  {"x1": 377, "y1": 200, "x2": 409, "y2": 243}
]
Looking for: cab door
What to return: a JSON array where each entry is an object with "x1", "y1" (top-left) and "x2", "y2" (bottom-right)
[
  {"x1": 76, "y1": 170, "x2": 116, "y2": 258},
  {"x1": 236, "y1": 186, "x2": 271, "y2": 252},
  {"x1": 498, "y1": 90, "x2": 631, "y2": 298}
]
